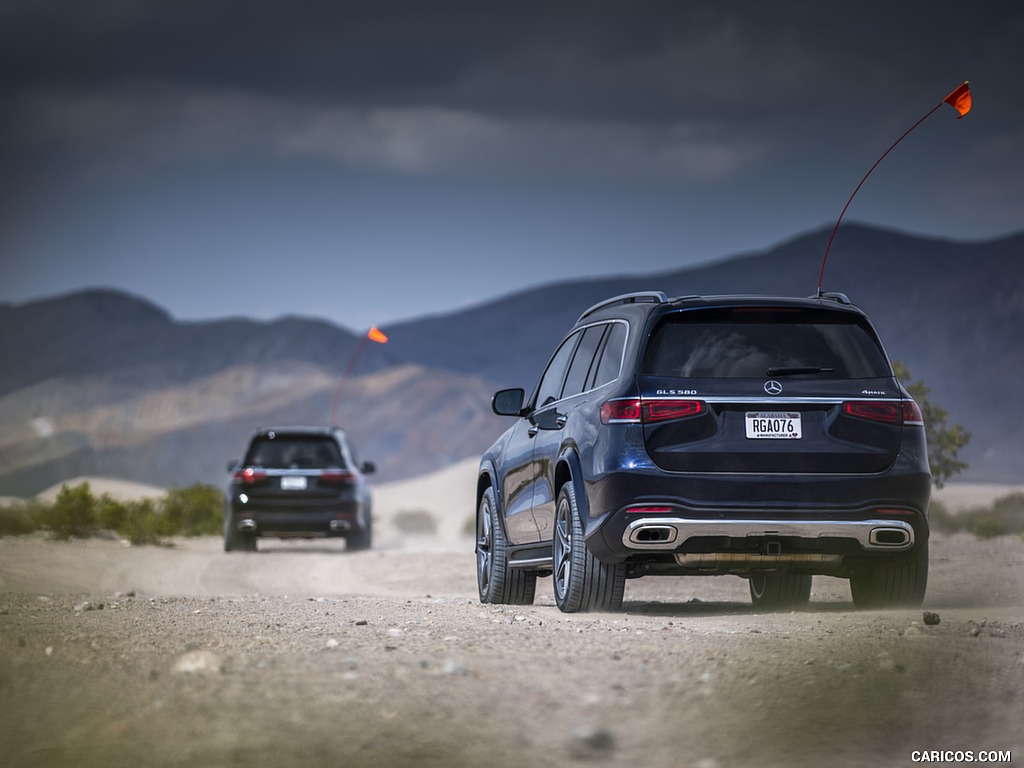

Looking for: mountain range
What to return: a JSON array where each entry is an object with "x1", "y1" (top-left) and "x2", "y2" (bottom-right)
[{"x1": 1, "y1": 222, "x2": 1021, "y2": 497}]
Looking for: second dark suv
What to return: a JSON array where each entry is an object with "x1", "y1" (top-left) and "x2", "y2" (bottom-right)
[
  {"x1": 476, "y1": 291, "x2": 931, "y2": 612},
  {"x1": 225, "y1": 426, "x2": 375, "y2": 552}
]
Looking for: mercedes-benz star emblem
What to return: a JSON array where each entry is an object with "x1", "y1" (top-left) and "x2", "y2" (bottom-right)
[{"x1": 764, "y1": 380, "x2": 783, "y2": 395}]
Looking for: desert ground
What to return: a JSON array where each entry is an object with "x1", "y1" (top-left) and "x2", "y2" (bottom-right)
[{"x1": 1, "y1": 463, "x2": 1023, "y2": 768}]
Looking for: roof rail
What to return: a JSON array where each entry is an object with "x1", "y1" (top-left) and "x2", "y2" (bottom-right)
[
  {"x1": 813, "y1": 291, "x2": 853, "y2": 305},
  {"x1": 577, "y1": 291, "x2": 668, "y2": 323}
]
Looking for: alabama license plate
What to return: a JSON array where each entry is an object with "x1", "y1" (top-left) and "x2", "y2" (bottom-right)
[
  {"x1": 280, "y1": 476, "x2": 308, "y2": 490},
  {"x1": 745, "y1": 412, "x2": 802, "y2": 439}
]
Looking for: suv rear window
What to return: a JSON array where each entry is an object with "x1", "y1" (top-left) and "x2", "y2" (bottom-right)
[
  {"x1": 642, "y1": 308, "x2": 891, "y2": 379},
  {"x1": 244, "y1": 435, "x2": 345, "y2": 469}
]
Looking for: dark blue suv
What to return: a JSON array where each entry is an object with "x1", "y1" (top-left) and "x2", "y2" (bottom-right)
[
  {"x1": 476, "y1": 292, "x2": 931, "y2": 612},
  {"x1": 225, "y1": 426, "x2": 375, "y2": 552}
]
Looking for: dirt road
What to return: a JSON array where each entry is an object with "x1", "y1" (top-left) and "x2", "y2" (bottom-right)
[{"x1": 2, "y1": 530, "x2": 1023, "y2": 768}]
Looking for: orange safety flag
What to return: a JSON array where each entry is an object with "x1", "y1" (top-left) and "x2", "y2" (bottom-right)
[
  {"x1": 367, "y1": 326, "x2": 388, "y2": 344},
  {"x1": 943, "y1": 81, "x2": 971, "y2": 118}
]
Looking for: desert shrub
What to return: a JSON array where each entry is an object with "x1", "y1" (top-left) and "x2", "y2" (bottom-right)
[
  {"x1": 93, "y1": 494, "x2": 164, "y2": 544},
  {"x1": 0, "y1": 504, "x2": 36, "y2": 536},
  {"x1": 119, "y1": 498, "x2": 164, "y2": 545},
  {"x1": 960, "y1": 493, "x2": 1024, "y2": 539},
  {"x1": 930, "y1": 493, "x2": 1024, "y2": 539},
  {"x1": 927, "y1": 500, "x2": 959, "y2": 534},
  {"x1": 96, "y1": 494, "x2": 130, "y2": 532},
  {"x1": 35, "y1": 482, "x2": 97, "y2": 539},
  {"x1": 393, "y1": 508, "x2": 438, "y2": 535},
  {"x1": 159, "y1": 483, "x2": 223, "y2": 536},
  {"x1": 0, "y1": 482, "x2": 224, "y2": 544}
]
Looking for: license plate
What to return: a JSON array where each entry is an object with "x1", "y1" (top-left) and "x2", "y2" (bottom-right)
[
  {"x1": 745, "y1": 412, "x2": 802, "y2": 439},
  {"x1": 280, "y1": 476, "x2": 308, "y2": 490}
]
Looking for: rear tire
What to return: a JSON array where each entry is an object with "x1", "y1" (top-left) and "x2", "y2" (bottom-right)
[
  {"x1": 347, "y1": 510, "x2": 373, "y2": 551},
  {"x1": 552, "y1": 483, "x2": 626, "y2": 613},
  {"x1": 476, "y1": 486, "x2": 536, "y2": 605},
  {"x1": 849, "y1": 542, "x2": 928, "y2": 609},
  {"x1": 224, "y1": 521, "x2": 257, "y2": 553},
  {"x1": 748, "y1": 572, "x2": 812, "y2": 611}
]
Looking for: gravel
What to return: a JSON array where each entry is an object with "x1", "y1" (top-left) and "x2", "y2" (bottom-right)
[{"x1": 1, "y1": 532, "x2": 1023, "y2": 768}]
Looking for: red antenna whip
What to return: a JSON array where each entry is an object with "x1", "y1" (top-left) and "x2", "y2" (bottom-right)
[
  {"x1": 330, "y1": 326, "x2": 388, "y2": 425},
  {"x1": 815, "y1": 81, "x2": 971, "y2": 297}
]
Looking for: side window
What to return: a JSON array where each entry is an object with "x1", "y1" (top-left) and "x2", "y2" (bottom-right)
[
  {"x1": 592, "y1": 322, "x2": 627, "y2": 387},
  {"x1": 561, "y1": 325, "x2": 606, "y2": 399},
  {"x1": 534, "y1": 332, "x2": 580, "y2": 408}
]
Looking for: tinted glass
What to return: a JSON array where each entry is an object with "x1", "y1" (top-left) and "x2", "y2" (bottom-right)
[
  {"x1": 592, "y1": 322, "x2": 626, "y2": 387},
  {"x1": 642, "y1": 308, "x2": 890, "y2": 379},
  {"x1": 535, "y1": 332, "x2": 580, "y2": 407},
  {"x1": 561, "y1": 325, "x2": 606, "y2": 398},
  {"x1": 245, "y1": 436, "x2": 345, "y2": 468}
]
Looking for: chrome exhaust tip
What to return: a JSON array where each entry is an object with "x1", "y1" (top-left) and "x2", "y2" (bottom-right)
[
  {"x1": 329, "y1": 519, "x2": 351, "y2": 532},
  {"x1": 238, "y1": 519, "x2": 257, "y2": 532},
  {"x1": 628, "y1": 525, "x2": 677, "y2": 545},
  {"x1": 868, "y1": 526, "x2": 912, "y2": 547}
]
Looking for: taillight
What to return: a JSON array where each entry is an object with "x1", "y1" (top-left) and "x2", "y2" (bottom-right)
[
  {"x1": 320, "y1": 470, "x2": 356, "y2": 484},
  {"x1": 902, "y1": 400, "x2": 924, "y2": 425},
  {"x1": 601, "y1": 398, "x2": 705, "y2": 424},
  {"x1": 645, "y1": 400, "x2": 704, "y2": 421},
  {"x1": 234, "y1": 467, "x2": 267, "y2": 484},
  {"x1": 601, "y1": 399, "x2": 642, "y2": 423},
  {"x1": 842, "y1": 400, "x2": 922, "y2": 426}
]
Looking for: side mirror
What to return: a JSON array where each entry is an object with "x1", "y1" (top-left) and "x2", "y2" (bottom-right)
[
  {"x1": 227, "y1": 460, "x2": 239, "y2": 473},
  {"x1": 361, "y1": 461, "x2": 376, "y2": 475},
  {"x1": 492, "y1": 388, "x2": 525, "y2": 417}
]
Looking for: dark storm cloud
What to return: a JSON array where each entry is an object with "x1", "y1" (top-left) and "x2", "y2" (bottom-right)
[
  {"x1": 2, "y1": 1, "x2": 1022, "y2": 236},
  {"x1": 7, "y1": 2, "x2": 1021, "y2": 128},
  {"x1": 1, "y1": 0, "x2": 1022, "y2": 329}
]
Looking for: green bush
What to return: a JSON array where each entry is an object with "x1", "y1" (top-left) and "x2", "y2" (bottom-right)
[
  {"x1": 96, "y1": 494, "x2": 130, "y2": 533},
  {"x1": 927, "y1": 500, "x2": 959, "y2": 534},
  {"x1": 0, "y1": 504, "x2": 36, "y2": 536},
  {"x1": 931, "y1": 492, "x2": 1024, "y2": 539},
  {"x1": 962, "y1": 493, "x2": 1024, "y2": 539},
  {"x1": 35, "y1": 482, "x2": 97, "y2": 539},
  {"x1": 120, "y1": 498, "x2": 164, "y2": 546},
  {"x1": 159, "y1": 483, "x2": 224, "y2": 536},
  {"x1": 1, "y1": 481, "x2": 226, "y2": 545}
]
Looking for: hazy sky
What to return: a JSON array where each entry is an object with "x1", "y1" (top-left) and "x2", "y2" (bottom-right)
[{"x1": 2, "y1": 1, "x2": 1021, "y2": 331}]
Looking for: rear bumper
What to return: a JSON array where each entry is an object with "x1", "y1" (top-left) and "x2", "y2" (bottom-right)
[
  {"x1": 623, "y1": 517, "x2": 914, "y2": 551},
  {"x1": 583, "y1": 462, "x2": 931, "y2": 565},
  {"x1": 227, "y1": 501, "x2": 366, "y2": 537}
]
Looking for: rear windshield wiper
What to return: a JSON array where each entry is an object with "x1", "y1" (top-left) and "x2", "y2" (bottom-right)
[{"x1": 765, "y1": 366, "x2": 835, "y2": 376}]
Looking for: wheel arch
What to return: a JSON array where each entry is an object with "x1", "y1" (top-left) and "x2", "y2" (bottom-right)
[
  {"x1": 476, "y1": 463, "x2": 507, "y2": 543},
  {"x1": 555, "y1": 447, "x2": 591, "y2": 529}
]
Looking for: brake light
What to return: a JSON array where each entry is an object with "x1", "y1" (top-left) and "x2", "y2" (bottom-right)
[
  {"x1": 234, "y1": 467, "x2": 267, "y2": 484},
  {"x1": 601, "y1": 399, "x2": 642, "y2": 423},
  {"x1": 842, "y1": 400, "x2": 922, "y2": 425},
  {"x1": 646, "y1": 400, "x2": 705, "y2": 421},
  {"x1": 601, "y1": 398, "x2": 705, "y2": 424},
  {"x1": 843, "y1": 401, "x2": 900, "y2": 423},
  {"x1": 320, "y1": 470, "x2": 356, "y2": 484},
  {"x1": 902, "y1": 400, "x2": 924, "y2": 425}
]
